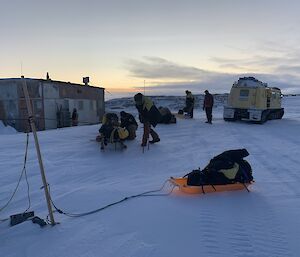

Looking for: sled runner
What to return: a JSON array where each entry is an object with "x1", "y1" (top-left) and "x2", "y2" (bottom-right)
[
  {"x1": 96, "y1": 134, "x2": 127, "y2": 150},
  {"x1": 169, "y1": 177, "x2": 252, "y2": 194},
  {"x1": 174, "y1": 113, "x2": 192, "y2": 119}
]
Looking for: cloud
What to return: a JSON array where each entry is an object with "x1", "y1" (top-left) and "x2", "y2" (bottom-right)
[
  {"x1": 274, "y1": 65, "x2": 300, "y2": 74},
  {"x1": 133, "y1": 74, "x2": 300, "y2": 95},
  {"x1": 210, "y1": 55, "x2": 290, "y2": 70},
  {"x1": 126, "y1": 56, "x2": 300, "y2": 95},
  {"x1": 126, "y1": 56, "x2": 215, "y2": 80},
  {"x1": 211, "y1": 41, "x2": 300, "y2": 74},
  {"x1": 133, "y1": 79, "x2": 234, "y2": 95}
]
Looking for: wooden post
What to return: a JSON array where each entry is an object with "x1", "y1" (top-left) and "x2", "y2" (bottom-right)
[{"x1": 21, "y1": 76, "x2": 56, "y2": 225}]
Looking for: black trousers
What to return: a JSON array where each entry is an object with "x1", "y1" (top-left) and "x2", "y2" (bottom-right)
[
  {"x1": 143, "y1": 121, "x2": 159, "y2": 145},
  {"x1": 184, "y1": 106, "x2": 194, "y2": 118},
  {"x1": 205, "y1": 107, "x2": 213, "y2": 123},
  {"x1": 188, "y1": 107, "x2": 194, "y2": 118}
]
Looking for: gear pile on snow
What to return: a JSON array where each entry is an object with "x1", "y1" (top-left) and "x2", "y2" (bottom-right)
[{"x1": 186, "y1": 149, "x2": 253, "y2": 186}]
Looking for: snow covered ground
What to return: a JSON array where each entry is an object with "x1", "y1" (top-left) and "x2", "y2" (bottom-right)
[
  {"x1": 0, "y1": 121, "x2": 17, "y2": 135},
  {"x1": 1, "y1": 96, "x2": 300, "y2": 257}
]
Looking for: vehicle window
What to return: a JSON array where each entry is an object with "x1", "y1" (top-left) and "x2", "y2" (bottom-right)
[{"x1": 239, "y1": 89, "x2": 249, "y2": 98}]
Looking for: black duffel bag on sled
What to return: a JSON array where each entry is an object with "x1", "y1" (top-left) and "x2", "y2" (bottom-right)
[{"x1": 186, "y1": 149, "x2": 253, "y2": 186}]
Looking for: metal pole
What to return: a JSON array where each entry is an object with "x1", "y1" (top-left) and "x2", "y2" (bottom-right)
[{"x1": 21, "y1": 76, "x2": 56, "y2": 225}]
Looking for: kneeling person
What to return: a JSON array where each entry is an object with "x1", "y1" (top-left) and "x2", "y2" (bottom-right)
[
  {"x1": 97, "y1": 113, "x2": 128, "y2": 149},
  {"x1": 120, "y1": 111, "x2": 138, "y2": 140}
]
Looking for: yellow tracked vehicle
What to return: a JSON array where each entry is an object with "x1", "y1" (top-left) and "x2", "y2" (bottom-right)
[{"x1": 223, "y1": 77, "x2": 284, "y2": 123}]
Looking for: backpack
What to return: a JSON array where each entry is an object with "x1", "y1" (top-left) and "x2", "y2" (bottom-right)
[
  {"x1": 159, "y1": 107, "x2": 176, "y2": 124},
  {"x1": 117, "y1": 127, "x2": 129, "y2": 140},
  {"x1": 186, "y1": 149, "x2": 253, "y2": 186}
]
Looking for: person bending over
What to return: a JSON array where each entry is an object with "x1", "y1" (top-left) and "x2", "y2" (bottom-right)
[{"x1": 134, "y1": 93, "x2": 161, "y2": 147}]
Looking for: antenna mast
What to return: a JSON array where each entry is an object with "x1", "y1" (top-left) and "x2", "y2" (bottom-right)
[
  {"x1": 21, "y1": 76, "x2": 56, "y2": 225},
  {"x1": 20, "y1": 61, "x2": 23, "y2": 76}
]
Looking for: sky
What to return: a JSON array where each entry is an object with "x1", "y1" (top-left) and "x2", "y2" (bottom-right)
[{"x1": 1, "y1": 0, "x2": 300, "y2": 98}]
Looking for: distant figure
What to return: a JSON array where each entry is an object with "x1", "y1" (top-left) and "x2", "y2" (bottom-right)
[
  {"x1": 56, "y1": 106, "x2": 63, "y2": 128},
  {"x1": 203, "y1": 90, "x2": 214, "y2": 124},
  {"x1": 120, "y1": 111, "x2": 138, "y2": 140},
  {"x1": 134, "y1": 93, "x2": 161, "y2": 147},
  {"x1": 184, "y1": 90, "x2": 195, "y2": 118},
  {"x1": 71, "y1": 108, "x2": 79, "y2": 126}
]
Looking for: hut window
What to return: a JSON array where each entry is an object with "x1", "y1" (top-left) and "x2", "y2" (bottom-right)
[
  {"x1": 90, "y1": 101, "x2": 93, "y2": 110},
  {"x1": 78, "y1": 101, "x2": 84, "y2": 110}
]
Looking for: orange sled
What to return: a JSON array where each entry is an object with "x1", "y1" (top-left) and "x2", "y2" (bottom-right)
[{"x1": 170, "y1": 177, "x2": 252, "y2": 194}]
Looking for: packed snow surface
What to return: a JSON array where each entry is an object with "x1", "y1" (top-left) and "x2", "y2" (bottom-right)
[
  {"x1": 1, "y1": 96, "x2": 300, "y2": 257},
  {"x1": 0, "y1": 121, "x2": 17, "y2": 135}
]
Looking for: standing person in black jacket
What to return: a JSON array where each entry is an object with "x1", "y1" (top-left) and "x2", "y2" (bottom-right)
[
  {"x1": 203, "y1": 90, "x2": 214, "y2": 124},
  {"x1": 134, "y1": 93, "x2": 162, "y2": 147},
  {"x1": 120, "y1": 111, "x2": 138, "y2": 140}
]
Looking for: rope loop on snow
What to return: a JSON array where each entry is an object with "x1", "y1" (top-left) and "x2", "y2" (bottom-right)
[{"x1": 48, "y1": 179, "x2": 175, "y2": 219}]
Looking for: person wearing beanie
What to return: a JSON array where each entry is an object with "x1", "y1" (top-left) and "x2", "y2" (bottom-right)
[{"x1": 134, "y1": 93, "x2": 162, "y2": 147}]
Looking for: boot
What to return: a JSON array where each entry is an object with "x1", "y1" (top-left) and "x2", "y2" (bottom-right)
[
  {"x1": 149, "y1": 138, "x2": 160, "y2": 144},
  {"x1": 149, "y1": 129, "x2": 160, "y2": 144}
]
